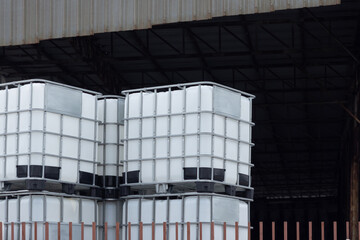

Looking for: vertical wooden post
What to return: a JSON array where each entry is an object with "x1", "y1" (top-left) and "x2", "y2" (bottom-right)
[
  {"x1": 81, "y1": 222, "x2": 84, "y2": 240},
  {"x1": 248, "y1": 222, "x2": 251, "y2": 240},
  {"x1": 176, "y1": 222, "x2": 178, "y2": 240},
  {"x1": 58, "y1": 222, "x2": 61, "y2": 240},
  {"x1": 284, "y1": 221, "x2": 287, "y2": 240},
  {"x1": 163, "y1": 222, "x2": 167, "y2": 240},
  {"x1": 21, "y1": 222, "x2": 25, "y2": 240},
  {"x1": 92, "y1": 222, "x2": 96, "y2": 240},
  {"x1": 116, "y1": 222, "x2": 120, "y2": 240},
  {"x1": 333, "y1": 221, "x2": 337, "y2": 240},
  {"x1": 321, "y1": 222, "x2": 325, "y2": 240},
  {"x1": 211, "y1": 222, "x2": 214, "y2": 240},
  {"x1": 139, "y1": 222, "x2": 143, "y2": 240},
  {"x1": 296, "y1": 222, "x2": 300, "y2": 240},
  {"x1": 272, "y1": 222, "x2": 275, "y2": 240},
  {"x1": 45, "y1": 222, "x2": 49, "y2": 240},
  {"x1": 69, "y1": 222, "x2": 72, "y2": 240},
  {"x1": 105, "y1": 222, "x2": 108, "y2": 240},
  {"x1": 259, "y1": 222, "x2": 263, "y2": 240},
  {"x1": 128, "y1": 222, "x2": 131, "y2": 240},
  {"x1": 34, "y1": 222, "x2": 37, "y2": 240},
  {"x1": 223, "y1": 222, "x2": 226, "y2": 240},
  {"x1": 347, "y1": 221, "x2": 350, "y2": 239},
  {"x1": 152, "y1": 222, "x2": 155, "y2": 240},
  {"x1": 309, "y1": 222, "x2": 312, "y2": 240},
  {"x1": 235, "y1": 222, "x2": 239, "y2": 240}
]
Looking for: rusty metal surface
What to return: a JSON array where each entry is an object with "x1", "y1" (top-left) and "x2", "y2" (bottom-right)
[{"x1": 0, "y1": 0, "x2": 340, "y2": 47}]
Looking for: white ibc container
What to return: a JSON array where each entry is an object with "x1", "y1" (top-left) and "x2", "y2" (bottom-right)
[
  {"x1": 0, "y1": 192, "x2": 97, "y2": 240},
  {"x1": 97, "y1": 200, "x2": 122, "y2": 240},
  {"x1": 122, "y1": 194, "x2": 249, "y2": 240},
  {"x1": 97, "y1": 96, "x2": 125, "y2": 188},
  {"x1": 0, "y1": 80, "x2": 100, "y2": 186},
  {"x1": 123, "y1": 82, "x2": 254, "y2": 188}
]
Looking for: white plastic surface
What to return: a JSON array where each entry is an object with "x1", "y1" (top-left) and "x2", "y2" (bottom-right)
[
  {"x1": 124, "y1": 85, "x2": 252, "y2": 185},
  {"x1": 0, "y1": 194, "x2": 97, "y2": 240},
  {"x1": 97, "y1": 97, "x2": 124, "y2": 178},
  {"x1": 122, "y1": 195, "x2": 248, "y2": 240},
  {"x1": 0, "y1": 82, "x2": 98, "y2": 184}
]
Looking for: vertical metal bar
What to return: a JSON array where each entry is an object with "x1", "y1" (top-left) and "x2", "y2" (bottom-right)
[
  {"x1": 58, "y1": 222, "x2": 61, "y2": 240},
  {"x1": 128, "y1": 222, "x2": 131, "y2": 240},
  {"x1": 321, "y1": 222, "x2": 325, "y2": 240},
  {"x1": 105, "y1": 222, "x2": 108, "y2": 240},
  {"x1": 11, "y1": 222, "x2": 14, "y2": 240},
  {"x1": 140, "y1": 222, "x2": 143, "y2": 240},
  {"x1": 45, "y1": 222, "x2": 49, "y2": 240},
  {"x1": 163, "y1": 222, "x2": 167, "y2": 240},
  {"x1": 259, "y1": 222, "x2": 263, "y2": 240},
  {"x1": 333, "y1": 222, "x2": 337, "y2": 240},
  {"x1": 223, "y1": 222, "x2": 226, "y2": 240},
  {"x1": 92, "y1": 222, "x2": 96, "y2": 240},
  {"x1": 309, "y1": 222, "x2": 312, "y2": 240},
  {"x1": 199, "y1": 222, "x2": 202, "y2": 240},
  {"x1": 347, "y1": 221, "x2": 350, "y2": 239},
  {"x1": 296, "y1": 222, "x2": 300, "y2": 240},
  {"x1": 235, "y1": 222, "x2": 239, "y2": 240},
  {"x1": 284, "y1": 221, "x2": 288, "y2": 240},
  {"x1": 22, "y1": 222, "x2": 25, "y2": 240},
  {"x1": 176, "y1": 222, "x2": 179, "y2": 240},
  {"x1": 69, "y1": 222, "x2": 72, "y2": 240},
  {"x1": 211, "y1": 222, "x2": 214, "y2": 240},
  {"x1": 81, "y1": 222, "x2": 84, "y2": 240},
  {"x1": 187, "y1": 222, "x2": 190, "y2": 240},
  {"x1": 116, "y1": 222, "x2": 120, "y2": 240},
  {"x1": 272, "y1": 222, "x2": 275, "y2": 240},
  {"x1": 248, "y1": 222, "x2": 251, "y2": 240},
  {"x1": 152, "y1": 222, "x2": 155, "y2": 240}
]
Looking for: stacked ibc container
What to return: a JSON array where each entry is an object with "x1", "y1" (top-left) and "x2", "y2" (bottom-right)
[
  {"x1": 121, "y1": 82, "x2": 254, "y2": 239},
  {"x1": 0, "y1": 80, "x2": 102, "y2": 239}
]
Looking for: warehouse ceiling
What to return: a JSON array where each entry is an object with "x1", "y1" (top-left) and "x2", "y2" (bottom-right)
[{"x1": 0, "y1": 0, "x2": 359, "y2": 201}]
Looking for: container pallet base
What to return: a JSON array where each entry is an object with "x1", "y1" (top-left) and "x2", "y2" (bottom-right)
[
  {"x1": 120, "y1": 181, "x2": 254, "y2": 200},
  {"x1": 0, "y1": 179, "x2": 103, "y2": 197}
]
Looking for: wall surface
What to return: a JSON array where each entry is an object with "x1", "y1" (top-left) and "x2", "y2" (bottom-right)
[{"x1": 0, "y1": 0, "x2": 340, "y2": 47}]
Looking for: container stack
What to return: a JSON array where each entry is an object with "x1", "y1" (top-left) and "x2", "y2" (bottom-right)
[
  {"x1": 0, "y1": 80, "x2": 254, "y2": 239},
  {"x1": 0, "y1": 80, "x2": 102, "y2": 239},
  {"x1": 121, "y1": 82, "x2": 254, "y2": 239}
]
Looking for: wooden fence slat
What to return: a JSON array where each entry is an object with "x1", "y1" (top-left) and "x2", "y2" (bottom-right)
[
  {"x1": 187, "y1": 222, "x2": 190, "y2": 240},
  {"x1": 69, "y1": 222, "x2": 73, "y2": 240},
  {"x1": 321, "y1": 222, "x2": 325, "y2": 240},
  {"x1": 333, "y1": 222, "x2": 337, "y2": 240},
  {"x1": 272, "y1": 222, "x2": 275, "y2": 240},
  {"x1": 21, "y1": 222, "x2": 25, "y2": 240},
  {"x1": 284, "y1": 221, "x2": 288, "y2": 240},
  {"x1": 140, "y1": 222, "x2": 143, "y2": 240},
  {"x1": 92, "y1": 222, "x2": 96, "y2": 240},
  {"x1": 34, "y1": 222, "x2": 37, "y2": 240},
  {"x1": 211, "y1": 222, "x2": 214, "y2": 240},
  {"x1": 248, "y1": 222, "x2": 251, "y2": 240},
  {"x1": 309, "y1": 222, "x2": 312, "y2": 240},
  {"x1": 296, "y1": 222, "x2": 300, "y2": 240},
  {"x1": 176, "y1": 222, "x2": 178, "y2": 240},
  {"x1": 128, "y1": 222, "x2": 131, "y2": 240},
  {"x1": 58, "y1": 222, "x2": 61, "y2": 240},
  {"x1": 259, "y1": 222, "x2": 263, "y2": 240},
  {"x1": 199, "y1": 222, "x2": 202, "y2": 240},
  {"x1": 45, "y1": 222, "x2": 49, "y2": 240},
  {"x1": 163, "y1": 222, "x2": 167, "y2": 240},
  {"x1": 81, "y1": 222, "x2": 84, "y2": 240},
  {"x1": 116, "y1": 222, "x2": 120, "y2": 240},
  {"x1": 0, "y1": 222, "x2": 3, "y2": 240},
  {"x1": 152, "y1": 222, "x2": 155, "y2": 240},
  {"x1": 223, "y1": 222, "x2": 226, "y2": 240},
  {"x1": 11, "y1": 222, "x2": 14, "y2": 240},
  {"x1": 346, "y1": 221, "x2": 350, "y2": 239},
  {"x1": 105, "y1": 222, "x2": 108, "y2": 240},
  {"x1": 235, "y1": 222, "x2": 239, "y2": 240}
]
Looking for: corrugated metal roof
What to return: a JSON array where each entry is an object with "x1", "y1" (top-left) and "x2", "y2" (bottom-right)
[{"x1": 0, "y1": 0, "x2": 340, "y2": 47}]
